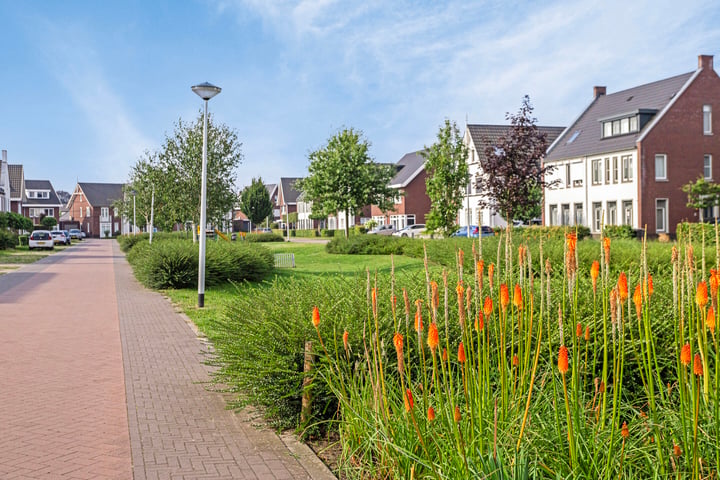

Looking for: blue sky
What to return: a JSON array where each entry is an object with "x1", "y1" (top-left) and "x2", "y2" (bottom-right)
[{"x1": 2, "y1": 0, "x2": 720, "y2": 194}]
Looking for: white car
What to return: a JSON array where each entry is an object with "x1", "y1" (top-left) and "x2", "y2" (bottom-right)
[
  {"x1": 50, "y1": 230, "x2": 69, "y2": 245},
  {"x1": 392, "y1": 224, "x2": 426, "y2": 238},
  {"x1": 29, "y1": 230, "x2": 54, "y2": 250}
]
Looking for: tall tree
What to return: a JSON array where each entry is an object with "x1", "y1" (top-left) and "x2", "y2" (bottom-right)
[
  {"x1": 240, "y1": 177, "x2": 273, "y2": 226},
  {"x1": 423, "y1": 120, "x2": 469, "y2": 236},
  {"x1": 297, "y1": 128, "x2": 395, "y2": 238},
  {"x1": 479, "y1": 95, "x2": 555, "y2": 223}
]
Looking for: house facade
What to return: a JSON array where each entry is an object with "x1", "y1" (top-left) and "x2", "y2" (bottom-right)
[
  {"x1": 370, "y1": 151, "x2": 431, "y2": 230},
  {"x1": 461, "y1": 124, "x2": 565, "y2": 228},
  {"x1": 22, "y1": 180, "x2": 63, "y2": 225},
  {"x1": 544, "y1": 54, "x2": 720, "y2": 236},
  {"x1": 265, "y1": 183, "x2": 280, "y2": 223},
  {"x1": 0, "y1": 150, "x2": 10, "y2": 212},
  {"x1": 67, "y1": 182, "x2": 125, "y2": 237},
  {"x1": 8, "y1": 164, "x2": 24, "y2": 214},
  {"x1": 277, "y1": 177, "x2": 301, "y2": 229}
]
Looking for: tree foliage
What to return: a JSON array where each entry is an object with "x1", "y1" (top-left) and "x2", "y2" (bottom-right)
[
  {"x1": 682, "y1": 177, "x2": 720, "y2": 221},
  {"x1": 40, "y1": 216, "x2": 57, "y2": 229},
  {"x1": 423, "y1": 120, "x2": 469, "y2": 236},
  {"x1": 296, "y1": 128, "x2": 395, "y2": 237},
  {"x1": 0, "y1": 212, "x2": 33, "y2": 232},
  {"x1": 240, "y1": 177, "x2": 273, "y2": 226},
  {"x1": 479, "y1": 95, "x2": 554, "y2": 223},
  {"x1": 120, "y1": 112, "x2": 242, "y2": 232}
]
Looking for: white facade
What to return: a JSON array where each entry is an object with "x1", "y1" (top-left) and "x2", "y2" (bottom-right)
[
  {"x1": 460, "y1": 129, "x2": 508, "y2": 228},
  {"x1": 297, "y1": 197, "x2": 315, "y2": 230},
  {"x1": 0, "y1": 150, "x2": 10, "y2": 212},
  {"x1": 544, "y1": 149, "x2": 638, "y2": 233}
]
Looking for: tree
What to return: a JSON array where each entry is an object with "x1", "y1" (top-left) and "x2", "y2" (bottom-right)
[
  {"x1": 423, "y1": 120, "x2": 469, "y2": 236},
  {"x1": 40, "y1": 216, "x2": 57, "y2": 229},
  {"x1": 120, "y1": 111, "x2": 242, "y2": 234},
  {"x1": 682, "y1": 177, "x2": 720, "y2": 221},
  {"x1": 297, "y1": 128, "x2": 395, "y2": 238},
  {"x1": 240, "y1": 178, "x2": 273, "y2": 226},
  {"x1": 479, "y1": 95, "x2": 556, "y2": 223}
]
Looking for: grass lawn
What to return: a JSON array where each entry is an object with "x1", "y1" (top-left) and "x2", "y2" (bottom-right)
[{"x1": 163, "y1": 242, "x2": 425, "y2": 335}]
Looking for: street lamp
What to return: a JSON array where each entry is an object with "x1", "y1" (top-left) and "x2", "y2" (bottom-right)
[
  {"x1": 131, "y1": 190, "x2": 137, "y2": 236},
  {"x1": 191, "y1": 81, "x2": 221, "y2": 308}
]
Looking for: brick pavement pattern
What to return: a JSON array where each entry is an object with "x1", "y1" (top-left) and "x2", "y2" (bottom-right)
[
  {"x1": 112, "y1": 241, "x2": 323, "y2": 480},
  {"x1": 0, "y1": 241, "x2": 132, "y2": 480}
]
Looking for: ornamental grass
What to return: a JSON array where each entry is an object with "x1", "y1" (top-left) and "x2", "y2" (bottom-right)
[{"x1": 310, "y1": 226, "x2": 720, "y2": 479}]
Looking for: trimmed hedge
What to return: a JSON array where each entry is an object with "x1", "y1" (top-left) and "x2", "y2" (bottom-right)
[
  {"x1": 0, "y1": 230, "x2": 18, "y2": 249},
  {"x1": 603, "y1": 225, "x2": 636, "y2": 239},
  {"x1": 326, "y1": 234, "x2": 409, "y2": 255},
  {"x1": 245, "y1": 233, "x2": 285, "y2": 243}
]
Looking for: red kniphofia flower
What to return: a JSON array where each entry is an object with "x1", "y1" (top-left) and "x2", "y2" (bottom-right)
[
  {"x1": 697, "y1": 281, "x2": 709, "y2": 308},
  {"x1": 371, "y1": 287, "x2": 377, "y2": 312},
  {"x1": 673, "y1": 444, "x2": 682, "y2": 457},
  {"x1": 442, "y1": 348, "x2": 448, "y2": 362},
  {"x1": 513, "y1": 284, "x2": 522, "y2": 309},
  {"x1": 633, "y1": 284, "x2": 642, "y2": 319},
  {"x1": 427, "y1": 323, "x2": 439, "y2": 352},
  {"x1": 483, "y1": 296, "x2": 493, "y2": 316},
  {"x1": 618, "y1": 273, "x2": 628, "y2": 302},
  {"x1": 621, "y1": 421, "x2": 629, "y2": 439},
  {"x1": 404, "y1": 388, "x2": 414, "y2": 411},
  {"x1": 431, "y1": 281, "x2": 439, "y2": 310},
  {"x1": 488, "y1": 263, "x2": 495, "y2": 290},
  {"x1": 707, "y1": 306, "x2": 716, "y2": 334},
  {"x1": 454, "y1": 405, "x2": 461, "y2": 423},
  {"x1": 694, "y1": 353, "x2": 703, "y2": 376},
  {"x1": 603, "y1": 237, "x2": 611, "y2": 264},
  {"x1": 475, "y1": 311, "x2": 484, "y2": 331},
  {"x1": 500, "y1": 284, "x2": 509, "y2": 312},
  {"x1": 512, "y1": 354, "x2": 519, "y2": 367},
  {"x1": 584, "y1": 326, "x2": 590, "y2": 342},
  {"x1": 458, "y1": 248, "x2": 464, "y2": 266},
  {"x1": 457, "y1": 342, "x2": 466, "y2": 364},
  {"x1": 393, "y1": 332, "x2": 404, "y2": 353},
  {"x1": 648, "y1": 274, "x2": 654, "y2": 297},
  {"x1": 427, "y1": 406, "x2": 436, "y2": 421},
  {"x1": 565, "y1": 233, "x2": 577, "y2": 256},
  {"x1": 456, "y1": 282, "x2": 465, "y2": 302},
  {"x1": 681, "y1": 343, "x2": 692, "y2": 366},
  {"x1": 312, "y1": 306, "x2": 320, "y2": 328},
  {"x1": 558, "y1": 345, "x2": 569, "y2": 375},
  {"x1": 590, "y1": 260, "x2": 600, "y2": 293},
  {"x1": 415, "y1": 310, "x2": 423, "y2": 332},
  {"x1": 477, "y1": 259, "x2": 485, "y2": 277},
  {"x1": 343, "y1": 330, "x2": 349, "y2": 351},
  {"x1": 576, "y1": 322, "x2": 583, "y2": 338}
]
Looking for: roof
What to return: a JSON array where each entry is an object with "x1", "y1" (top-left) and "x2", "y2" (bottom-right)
[
  {"x1": 279, "y1": 177, "x2": 302, "y2": 204},
  {"x1": 389, "y1": 151, "x2": 426, "y2": 188},
  {"x1": 265, "y1": 183, "x2": 277, "y2": 198},
  {"x1": 78, "y1": 182, "x2": 125, "y2": 206},
  {"x1": 24, "y1": 179, "x2": 62, "y2": 206},
  {"x1": 467, "y1": 125, "x2": 566, "y2": 160},
  {"x1": 546, "y1": 72, "x2": 694, "y2": 161},
  {"x1": 8, "y1": 164, "x2": 23, "y2": 199}
]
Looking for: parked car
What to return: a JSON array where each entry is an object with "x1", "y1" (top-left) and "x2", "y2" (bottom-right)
[
  {"x1": 29, "y1": 230, "x2": 54, "y2": 250},
  {"x1": 62, "y1": 230, "x2": 72, "y2": 245},
  {"x1": 69, "y1": 229, "x2": 83, "y2": 240},
  {"x1": 480, "y1": 226, "x2": 495, "y2": 237},
  {"x1": 50, "y1": 230, "x2": 69, "y2": 246},
  {"x1": 255, "y1": 228, "x2": 273, "y2": 234},
  {"x1": 392, "y1": 224, "x2": 426, "y2": 238},
  {"x1": 367, "y1": 224, "x2": 396, "y2": 235},
  {"x1": 451, "y1": 225, "x2": 479, "y2": 237}
]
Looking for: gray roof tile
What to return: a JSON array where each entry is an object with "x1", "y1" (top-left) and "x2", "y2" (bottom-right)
[
  {"x1": 8, "y1": 164, "x2": 23, "y2": 198},
  {"x1": 24, "y1": 179, "x2": 62, "y2": 206},
  {"x1": 390, "y1": 151, "x2": 426, "y2": 188},
  {"x1": 78, "y1": 182, "x2": 125, "y2": 206},
  {"x1": 279, "y1": 178, "x2": 302, "y2": 204},
  {"x1": 467, "y1": 125, "x2": 565, "y2": 159}
]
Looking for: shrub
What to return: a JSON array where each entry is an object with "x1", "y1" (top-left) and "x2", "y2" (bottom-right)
[
  {"x1": 117, "y1": 233, "x2": 150, "y2": 252},
  {"x1": 676, "y1": 221, "x2": 718, "y2": 243},
  {"x1": 0, "y1": 230, "x2": 18, "y2": 249},
  {"x1": 320, "y1": 229, "x2": 336, "y2": 237},
  {"x1": 326, "y1": 235, "x2": 408, "y2": 255},
  {"x1": 603, "y1": 224, "x2": 636, "y2": 239},
  {"x1": 295, "y1": 229, "x2": 319, "y2": 238},
  {"x1": 245, "y1": 233, "x2": 284, "y2": 243}
]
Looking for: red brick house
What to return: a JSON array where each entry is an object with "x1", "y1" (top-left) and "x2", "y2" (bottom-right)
[
  {"x1": 544, "y1": 54, "x2": 720, "y2": 236},
  {"x1": 370, "y1": 151, "x2": 431, "y2": 230},
  {"x1": 277, "y1": 177, "x2": 301, "y2": 228},
  {"x1": 66, "y1": 182, "x2": 125, "y2": 238}
]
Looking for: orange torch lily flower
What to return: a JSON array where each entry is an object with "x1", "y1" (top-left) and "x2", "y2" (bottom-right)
[
  {"x1": 404, "y1": 388, "x2": 414, "y2": 411},
  {"x1": 512, "y1": 354, "x2": 519, "y2": 367},
  {"x1": 673, "y1": 444, "x2": 682, "y2": 457},
  {"x1": 483, "y1": 296, "x2": 493, "y2": 316},
  {"x1": 427, "y1": 323, "x2": 439, "y2": 352},
  {"x1": 584, "y1": 326, "x2": 590, "y2": 342},
  {"x1": 513, "y1": 284, "x2": 523, "y2": 309},
  {"x1": 457, "y1": 342, "x2": 466, "y2": 364},
  {"x1": 558, "y1": 345, "x2": 569, "y2": 375},
  {"x1": 454, "y1": 405, "x2": 461, "y2": 423},
  {"x1": 707, "y1": 307, "x2": 716, "y2": 334},
  {"x1": 697, "y1": 281, "x2": 709, "y2": 308},
  {"x1": 500, "y1": 284, "x2": 510, "y2": 312},
  {"x1": 603, "y1": 237, "x2": 611, "y2": 264},
  {"x1": 475, "y1": 311, "x2": 484, "y2": 331},
  {"x1": 576, "y1": 322, "x2": 583, "y2": 338},
  {"x1": 488, "y1": 263, "x2": 495, "y2": 290},
  {"x1": 430, "y1": 281, "x2": 439, "y2": 311},
  {"x1": 694, "y1": 353, "x2": 704, "y2": 376},
  {"x1": 621, "y1": 421, "x2": 629, "y2": 439},
  {"x1": 343, "y1": 330, "x2": 349, "y2": 351},
  {"x1": 312, "y1": 306, "x2": 320, "y2": 328},
  {"x1": 618, "y1": 273, "x2": 628, "y2": 302},
  {"x1": 427, "y1": 406, "x2": 436, "y2": 422},
  {"x1": 590, "y1": 260, "x2": 600, "y2": 293},
  {"x1": 648, "y1": 274, "x2": 654, "y2": 297},
  {"x1": 414, "y1": 310, "x2": 423, "y2": 332},
  {"x1": 633, "y1": 284, "x2": 643, "y2": 319},
  {"x1": 681, "y1": 343, "x2": 692, "y2": 366}
]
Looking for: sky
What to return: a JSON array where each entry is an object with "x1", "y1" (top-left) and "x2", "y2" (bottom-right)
[{"x1": 2, "y1": 0, "x2": 720, "y2": 195}]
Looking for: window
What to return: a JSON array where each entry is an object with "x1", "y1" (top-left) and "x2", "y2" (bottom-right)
[
  {"x1": 604, "y1": 158, "x2": 610, "y2": 184},
  {"x1": 561, "y1": 204, "x2": 570, "y2": 226},
  {"x1": 607, "y1": 201, "x2": 617, "y2": 226},
  {"x1": 566, "y1": 130, "x2": 581, "y2": 144},
  {"x1": 101, "y1": 207, "x2": 109, "y2": 219},
  {"x1": 79, "y1": 206, "x2": 83, "y2": 218},
  {"x1": 705, "y1": 155, "x2": 713, "y2": 180},
  {"x1": 593, "y1": 202, "x2": 602, "y2": 232},
  {"x1": 28, "y1": 191, "x2": 36, "y2": 198},
  {"x1": 565, "y1": 164, "x2": 571, "y2": 188},
  {"x1": 549, "y1": 205, "x2": 558, "y2": 226},
  {"x1": 622, "y1": 156, "x2": 633, "y2": 182},
  {"x1": 623, "y1": 201, "x2": 633, "y2": 226},
  {"x1": 656, "y1": 199, "x2": 668, "y2": 233},
  {"x1": 629, "y1": 116, "x2": 638, "y2": 132},
  {"x1": 591, "y1": 159, "x2": 602, "y2": 185},
  {"x1": 86, "y1": 206, "x2": 90, "y2": 217},
  {"x1": 620, "y1": 118, "x2": 630, "y2": 134},
  {"x1": 574, "y1": 204, "x2": 584, "y2": 226},
  {"x1": 704, "y1": 105, "x2": 712, "y2": 135},
  {"x1": 603, "y1": 122, "x2": 613, "y2": 138},
  {"x1": 612, "y1": 120, "x2": 621, "y2": 135},
  {"x1": 655, "y1": 154, "x2": 667, "y2": 180},
  {"x1": 613, "y1": 157, "x2": 619, "y2": 183}
]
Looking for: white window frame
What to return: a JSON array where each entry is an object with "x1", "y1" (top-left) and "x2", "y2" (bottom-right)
[
  {"x1": 655, "y1": 154, "x2": 667, "y2": 181},
  {"x1": 704, "y1": 155, "x2": 713, "y2": 180},
  {"x1": 86, "y1": 206, "x2": 90, "y2": 217},
  {"x1": 621, "y1": 156, "x2": 633, "y2": 182},
  {"x1": 561, "y1": 204, "x2": 570, "y2": 226},
  {"x1": 549, "y1": 205, "x2": 558, "y2": 226},
  {"x1": 592, "y1": 202, "x2": 602, "y2": 232},
  {"x1": 604, "y1": 158, "x2": 610, "y2": 185},
  {"x1": 612, "y1": 157, "x2": 618, "y2": 183},
  {"x1": 623, "y1": 200, "x2": 633, "y2": 226},
  {"x1": 607, "y1": 201, "x2": 617, "y2": 226},
  {"x1": 574, "y1": 203, "x2": 584, "y2": 226},
  {"x1": 655, "y1": 198, "x2": 668, "y2": 233},
  {"x1": 591, "y1": 159, "x2": 602, "y2": 185},
  {"x1": 704, "y1": 105, "x2": 712, "y2": 135}
]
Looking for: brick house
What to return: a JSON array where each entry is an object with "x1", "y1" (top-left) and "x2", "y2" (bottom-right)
[
  {"x1": 67, "y1": 182, "x2": 124, "y2": 238},
  {"x1": 462, "y1": 124, "x2": 565, "y2": 227},
  {"x1": 22, "y1": 179, "x2": 63, "y2": 226},
  {"x1": 544, "y1": 54, "x2": 720, "y2": 236},
  {"x1": 8, "y1": 164, "x2": 24, "y2": 214},
  {"x1": 277, "y1": 177, "x2": 301, "y2": 229},
  {"x1": 369, "y1": 151, "x2": 431, "y2": 230}
]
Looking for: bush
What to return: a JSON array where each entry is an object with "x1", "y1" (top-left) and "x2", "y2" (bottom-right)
[
  {"x1": 0, "y1": 230, "x2": 18, "y2": 249},
  {"x1": 603, "y1": 224, "x2": 636, "y2": 239},
  {"x1": 245, "y1": 233, "x2": 284, "y2": 243},
  {"x1": 295, "y1": 229, "x2": 319, "y2": 238},
  {"x1": 127, "y1": 239, "x2": 274, "y2": 288},
  {"x1": 326, "y1": 235, "x2": 409, "y2": 255},
  {"x1": 320, "y1": 229, "x2": 336, "y2": 237},
  {"x1": 117, "y1": 233, "x2": 150, "y2": 252},
  {"x1": 493, "y1": 225, "x2": 591, "y2": 240},
  {"x1": 676, "y1": 222, "x2": 718, "y2": 243}
]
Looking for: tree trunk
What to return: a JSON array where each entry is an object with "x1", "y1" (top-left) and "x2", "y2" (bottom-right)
[{"x1": 344, "y1": 208, "x2": 350, "y2": 238}]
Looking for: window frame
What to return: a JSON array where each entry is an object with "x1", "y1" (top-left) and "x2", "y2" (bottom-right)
[
  {"x1": 655, "y1": 198, "x2": 668, "y2": 233},
  {"x1": 549, "y1": 205, "x2": 558, "y2": 226},
  {"x1": 704, "y1": 105, "x2": 712, "y2": 135},
  {"x1": 621, "y1": 155, "x2": 633, "y2": 182},
  {"x1": 604, "y1": 158, "x2": 610, "y2": 185},
  {"x1": 607, "y1": 201, "x2": 617, "y2": 226},
  {"x1": 592, "y1": 202, "x2": 602, "y2": 232},
  {"x1": 591, "y1": 159, "x2": 602, "y2": 185},
  {"x1": 704, "y1": 154, "x2": 713, "y2": 180},
  {"x1": 622, "y1": 200, "x2": 633, "y2": 227},
  {"x1": 655, "y1": 154, "x2": 667, "y2": 181}
]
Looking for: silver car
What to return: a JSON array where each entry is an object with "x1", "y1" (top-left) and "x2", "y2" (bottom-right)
[
  {"x1": 367, "y1": 224, "x2": 396, "y2": 235},
  {"x1": 392, "y1": 224, "x2": 426, "y2": 238}
]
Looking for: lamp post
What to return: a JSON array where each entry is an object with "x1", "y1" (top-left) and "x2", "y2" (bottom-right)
[
  {"x1": 191, "y1": 81, "x2": 221, "y2": 308},
  {"x1": 131, "y1": 190, "x2": 137, "y2": 236},
  {"x1": 149, "y1": 187, "x2": 155, "y2": 244}
]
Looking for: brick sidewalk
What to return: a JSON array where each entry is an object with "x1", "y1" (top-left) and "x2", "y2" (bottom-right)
[{"x1": 112, "y1": 241, "x2": 333, "y2": 480}]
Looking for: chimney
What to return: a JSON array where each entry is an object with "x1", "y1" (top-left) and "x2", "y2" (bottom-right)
[
  {"x1": 593, "y1": 86, "x2": 606, "y2": 98},
  {"x1": 699, "y1": 54, "x2": 714, "y2": 70}
]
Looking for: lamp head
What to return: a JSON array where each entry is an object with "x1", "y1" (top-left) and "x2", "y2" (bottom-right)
[{"x1": 191, "y1": 82, "x2": 222, "y2": 100}]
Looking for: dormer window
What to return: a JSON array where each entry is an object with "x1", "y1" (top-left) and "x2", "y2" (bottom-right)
[{"x1": 601, "y1": 114, "x2": 640, "y2": 138}]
